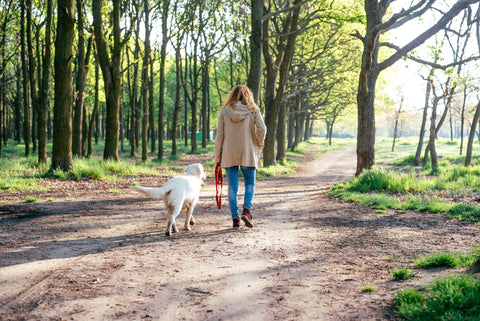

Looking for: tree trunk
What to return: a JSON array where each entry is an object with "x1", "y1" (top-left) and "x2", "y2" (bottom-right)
[
  {"x1": 460, "y1": 88, "x2": 467, "y2": 155},
  {"x1": 392, "y1": 96, "x2": 403, "y2": 152},
  {"x1": 141, "y1": 0, "x2": 151, "y2": 162},
  {"x1": 26, "y1": 0, "x2": 38, "y2": 155},
  {"x1": 52, "y1": 0, "x2": 75, "y2": 171},
  {"x1": 21, "y1": 0, "x2": 30, "y2": 157},
  {"x1": 276, "y1": 101, "x2": 287, "y2": 163},
  {"x1": 465, "y1": 102, "x2": 480, "y2": 166},
  {"x1": 73, "y1": 0, "x2": 86, "y2": 157},
  {"x1": 171, "y1": 36, "x2": 183, "y2": 157},
  {"x1": 356, "y1": 0, "x2": 476, "y2": 175},
  {"x1": 87, "y1": 61, "x2": 100, "y2": 158},
  {"x1": 93, "y1": 0, "x2": 122, "y2": 161},
  {"x1": 158, "y1": 0, "x2": 170, "y2": 159},
  {"x1": 37, "y1": 0, "x2": 53, "y2": 163},
  {"x1": 263, "y1": 1, "x2": 301, "y2": 166},
  {"x1": 246, "y1": 0, "x2": 262, "y2": 103},
  {"x1": 414, "y1": 71, "x2": 433, "y2": 166}
]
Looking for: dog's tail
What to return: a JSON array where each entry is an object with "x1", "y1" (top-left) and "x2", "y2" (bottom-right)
[{"x1": 132, "y1": 186, "x2": 166, "y2": 199}]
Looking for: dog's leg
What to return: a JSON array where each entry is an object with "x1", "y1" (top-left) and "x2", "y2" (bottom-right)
[
  {"x1": 166, "y1": 205, "x2": 182, "y2": 236},
  {"x1": 184, "y1": 205, "x2": 195, "y2": 231}
]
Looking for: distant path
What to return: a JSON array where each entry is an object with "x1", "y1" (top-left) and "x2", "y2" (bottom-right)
[{"x1": 1, "y1": 145, "x2": 479, "y2": 320}]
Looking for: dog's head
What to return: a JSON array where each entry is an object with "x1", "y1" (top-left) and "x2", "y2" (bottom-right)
[{"x1": 185, "y1": 163, "x2": 206, "y2": 180}]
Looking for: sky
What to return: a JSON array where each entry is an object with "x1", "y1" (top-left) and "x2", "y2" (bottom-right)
[{"x1": 384, "y1": 1, "x2": 480, "y2": 114}]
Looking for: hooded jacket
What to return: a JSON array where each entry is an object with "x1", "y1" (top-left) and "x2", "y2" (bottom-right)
[{"x1": 214, "y1": 102, "x2": 267, "y2": 169}]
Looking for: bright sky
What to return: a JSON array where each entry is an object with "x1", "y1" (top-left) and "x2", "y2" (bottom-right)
[{"x1": 384, "y1": 1, "x2": 480, "y2": 113}]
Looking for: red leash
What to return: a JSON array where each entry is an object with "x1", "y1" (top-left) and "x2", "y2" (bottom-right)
[{"x1": 198, "y1": 163, "x2": 222, "y2": 209}]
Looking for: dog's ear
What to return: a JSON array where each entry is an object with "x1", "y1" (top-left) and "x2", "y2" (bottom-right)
[{"x1": 197, "y1": 164, "x2": 206, "y2": 180}]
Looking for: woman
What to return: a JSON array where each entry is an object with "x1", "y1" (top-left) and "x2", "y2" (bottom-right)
[{"x1": 214, "y1": 85, "x2": 266, "y2": 229}]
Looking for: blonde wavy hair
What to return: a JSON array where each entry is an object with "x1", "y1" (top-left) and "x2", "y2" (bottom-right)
[{"x1": 221, "y1": 85, "x2": 257, "y2": 110}]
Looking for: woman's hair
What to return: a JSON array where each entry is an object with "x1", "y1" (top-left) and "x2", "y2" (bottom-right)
[{"x1": 221, "y1": 85, "x2": 257, "y2": 110}]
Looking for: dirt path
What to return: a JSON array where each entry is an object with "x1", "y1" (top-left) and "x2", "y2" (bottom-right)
[{"x1": 1, "y1": 146, "x2": 479, "y2": 321}]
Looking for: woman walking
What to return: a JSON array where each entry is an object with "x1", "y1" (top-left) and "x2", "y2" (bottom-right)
[{"x1": 214, "y1": 85, "x2": 267, "y2": 229}]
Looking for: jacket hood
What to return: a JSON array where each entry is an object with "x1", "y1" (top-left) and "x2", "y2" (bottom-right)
[{"x1": 224, "y1": 102, "x2": 253, "y2": 123}]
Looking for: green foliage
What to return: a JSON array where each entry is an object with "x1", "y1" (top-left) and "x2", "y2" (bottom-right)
[{"x1": 394, "y1": 275, "x2": 480, "y2": 321}]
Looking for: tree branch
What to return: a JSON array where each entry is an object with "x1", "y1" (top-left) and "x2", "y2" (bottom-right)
[{"x1": 377, "y1": 0, "x2": 479, "y2": 72}]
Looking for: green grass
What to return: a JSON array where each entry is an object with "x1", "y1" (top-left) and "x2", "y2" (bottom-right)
[
  {"x1": 331, "y1": 162, "x2": 480, "y2": 223},
  {"x1": 394, "y1": 274, "x2": 480, "y2": 321},
  {"x1": 391, "y1": 267, "x2": 415, "y2": 281},
  {"x1": 415, "y1": 247, "x2": 480, "y2": 269},
  {"x1": 0, "y1": 136, "x2": 345, "y2": 194},
  {"x1": 361, "y1": 283, "x2": 377, "y2": 292}
]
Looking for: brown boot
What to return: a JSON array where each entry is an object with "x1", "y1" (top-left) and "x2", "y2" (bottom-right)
[{"x1": 241, "y1": 208, "x2": 253, "y2": 228}]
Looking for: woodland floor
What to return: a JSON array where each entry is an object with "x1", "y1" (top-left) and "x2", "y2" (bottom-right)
[{"x1": 0, "y1": 146, "x2": 479, "y2": 321}]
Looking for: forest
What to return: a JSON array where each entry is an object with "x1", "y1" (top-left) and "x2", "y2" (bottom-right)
[{"x1": 0, "y1": 0, "x2": 480, "y2": 175}]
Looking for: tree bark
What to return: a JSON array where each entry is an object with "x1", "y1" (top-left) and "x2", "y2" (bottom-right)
[
  {"x1": 38, "y1": 0, "x2": 53, "y2": 163},
  {"x1": 465, "y1": 102, "x2": 480, "y2": 166},
  {"x1": 20, "y1": 0, "x2": 30, "y2": 157},
  {"x1": 141, "y1": 0, "x2": 151, "y2": 162},
  {"x1": 414, "y1": 71, "x2": 434, "y2": 166},
  {"x1": 52, "y1": 0, "x2": 75, "y2": 171},
  {"x1": 158, "y1": 0, "x2": 170, "y2": 159},
  {"x1": 246, "y1": 0, "x2": 263, "y2": 103},
  {"x1": 92, "y1": 0, "x2": 122, "y2": 161}
]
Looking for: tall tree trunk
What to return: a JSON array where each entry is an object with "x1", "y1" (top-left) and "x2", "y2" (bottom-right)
[
  {"x1": 38, "y1": 0, "x2": 53, "y2": 163},
  {"x1": 392, "y1": 96, "x2": 403, "y2": 152},
  {"x1": 171, "y1": 37, "x2": 183, "y2": 157},
  {"x1": 88, "y1": 61, "x2": 100, "y2": 158},
  {"x1": 246, "y1": 0, "x2": 262, "y2": 103},
  {"x1": 201, "y1": 55, "x2": 209, "y2": 149},
  {"x1": 141, "y1": 0, "x2": 151, "y2": 162},
  {"x1": 26, "y1": 0, "x2": 38, "y2": 154},
  {"x1": 72, "y1": 0, "x2": 85, "y2": 156},
  {"x1": 21, "y1": 0, "x2": 30, "y2": 157},
  {"x1": 414, "y1": 71, "x2": 434, "y2": 166},
  {"x1": 263, "y1": 0, "x2": 301, "y2": 166},
  {"x1": 460, "y1": 87, "x2": 467, "y2": 155},
  {"x1": 149, "y1": 55, "x2": 155, "y2": 153},
  {"x1": 158, "y1": 0, "x2": 170, "y2": 159},
  {"x1": 52, "y1": 0, "x2": 75, "y2": 171},
  {"x1": 276, "y1": 100, "x2": 287, "y2": 163},
  {"x1": 465, "y1": 102, "x2": 480, "y2": 166},
  {"x1": 93, "y1": 0, "x2": 122, "y2": 161}
]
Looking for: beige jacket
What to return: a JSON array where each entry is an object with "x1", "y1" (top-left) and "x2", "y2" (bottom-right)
[{"x1": 214, "y1": 102, "x2": 267, "y2": 169}]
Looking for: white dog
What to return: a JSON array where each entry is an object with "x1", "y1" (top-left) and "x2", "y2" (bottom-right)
[{"x1": 133, "y1": 163, "x2": 206, "y2": 236}]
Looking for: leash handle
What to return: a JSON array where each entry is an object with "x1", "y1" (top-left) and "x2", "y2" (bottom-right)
[
  {"x1": 198, "y1": 163, "x2": 223, "y2": 210},
  {"x1": 215, "y1": 163, "x2": 222, "y2": 209}
]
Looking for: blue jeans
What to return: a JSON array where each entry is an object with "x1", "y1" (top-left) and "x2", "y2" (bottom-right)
[{"x1": 224, "y1": 166, "x2": 256, "y2": 219}]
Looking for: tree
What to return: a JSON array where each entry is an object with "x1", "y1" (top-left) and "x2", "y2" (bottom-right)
[
  {"x1": 52, "y1": 0, "x2": 75, "y2": 171},
  {"x1": 354, "y1": 0, "x2": 478, "y2": 175},
  {"x1": 246, "y1": 0, "x2": 263, "y2": 103},
  {"x1": 38, "y1": 0, "x2": 53, "y2": 163},
  {"x1": 92, "y1": 0, "x2": 125, "y2": 161}
]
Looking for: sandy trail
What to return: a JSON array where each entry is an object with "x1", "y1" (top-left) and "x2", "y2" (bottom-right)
[{"x1": 1, "y1": 146, "x2": 479, "y2": 321}]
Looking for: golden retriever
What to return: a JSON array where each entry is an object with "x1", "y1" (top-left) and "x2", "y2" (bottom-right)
[{"x1": 133, "y1": 163, "x2": 206, "y2": 236}]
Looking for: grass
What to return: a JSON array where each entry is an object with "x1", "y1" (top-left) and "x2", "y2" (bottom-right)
[
  {"x1": 391, "y1": 267, "x2": 415, "y2": 281},
  {"x1": 0, "y1": 136, "x2": 344, "y2": 194},
  {"x1": 331, "y1": 163, "x2": 480, "y2": 223},
  {"x1": 415, "y1": 247, "x2": 480, "y2": 269},
  {"x1": 394, "y1": 274, "x2": 480, "y2": 321},
  {"x1": 361, "y1": 283, "x2": 377, "y2": 292}
]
